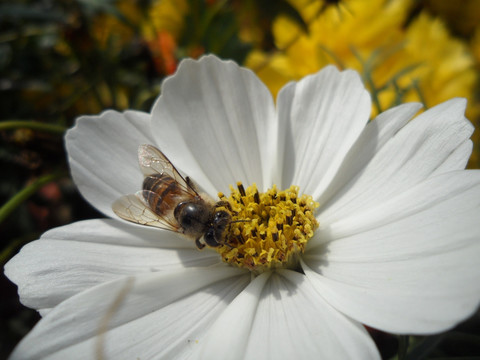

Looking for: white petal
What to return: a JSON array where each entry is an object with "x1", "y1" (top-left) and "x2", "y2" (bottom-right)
[
  {"x1": 196, "y1": 272, "x2": 272, "y2": 360},
  {"x1": 276, "y1": 66, "x2": 371, "y2": 198},
  {"x1": 247, "y1": 271, "x2": 380, "y2": 360},
  {"x1": 430, "y1": 139, "x2": 473, "y2": 176},
  {"x1": 317, "y1": 102, "x2": 422, "y2": 206},
  {"x1": 304, "y1": 171, "x2": 480, "y2": 334},
  {"x1": 199, "y1": 271, "x2": 380, "y2": 360},
  {"x1": 151, "y1": 55, "x2": 277, "y2": 195},
  {"x1": 38, "y1": 308, "x2": 52, "y2": 317},
  {"x1": 66, "y1": 110, "x2": 155, "y2": 217},
  {"x1": 319, "y1": 98, "x2": 474, "y2": 224},
  {"x1": 9, "y1": 268, "x2": 249, "y2": 360},
  {"x1": 29, "y1": 218, "x2": 198, "y2": 248},
  {"x1": 5, "y1": 219, "x2": 221, "y2": 312}
]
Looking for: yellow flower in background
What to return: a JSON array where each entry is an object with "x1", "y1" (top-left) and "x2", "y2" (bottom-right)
[
  {"x1": 376, "y1": 12, "x2": 478, "y2": 115},
  {"x1": 247, "y1": 0, "x2": 411, "y2": 98},
  {"x1": 246, "y1": 0, "x2": 479, "y2": 119}
]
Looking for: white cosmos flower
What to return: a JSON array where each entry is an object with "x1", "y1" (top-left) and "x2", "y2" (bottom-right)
[{"x1": 5, "y1": 55, "x2": 480, "y2": 360}]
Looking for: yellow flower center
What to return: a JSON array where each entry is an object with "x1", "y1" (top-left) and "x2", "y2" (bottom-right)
[{"x1": 216, "y1": 183, "x2": 319, "y2": 273}]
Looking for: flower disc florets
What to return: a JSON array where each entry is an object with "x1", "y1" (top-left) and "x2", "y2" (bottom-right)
[{"x1": 216, "y1": 183, "x2": 319, "y2": 272}]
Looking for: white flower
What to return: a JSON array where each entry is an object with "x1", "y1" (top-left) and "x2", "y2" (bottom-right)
[{"x1": 5, "y1": 55, "x2": 480, "y2": 360}]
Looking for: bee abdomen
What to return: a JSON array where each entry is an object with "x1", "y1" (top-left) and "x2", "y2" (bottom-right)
[{"x1": 143, "y1": 175, "x2": 181, "y2": 214}]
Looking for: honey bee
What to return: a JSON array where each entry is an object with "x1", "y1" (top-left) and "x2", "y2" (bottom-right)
[{"x1": 112, "y1": 144, "x2": 232, "y2": 249}]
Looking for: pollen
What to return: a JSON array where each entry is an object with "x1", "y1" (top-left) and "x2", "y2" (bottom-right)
[{"x1": 216, "y1": 183, "x2": 319, "y2": 272}]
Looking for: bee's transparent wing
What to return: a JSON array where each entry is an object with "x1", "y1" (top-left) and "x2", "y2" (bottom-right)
[
  {"x1": 137, "y1": 144, "x2": 198, "y2": 195},
  {"x1": 112, "y1": 192, "x2": 180, "y2": 232}
]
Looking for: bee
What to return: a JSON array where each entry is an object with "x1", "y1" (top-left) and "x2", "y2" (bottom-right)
[{"x1": 112, "y1": 144, "x2": 232, "y2": 249}]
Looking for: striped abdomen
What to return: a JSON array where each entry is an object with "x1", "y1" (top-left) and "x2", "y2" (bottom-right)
[{"x1": 142, "y1": 174, "x2": 189, "y2": 215}]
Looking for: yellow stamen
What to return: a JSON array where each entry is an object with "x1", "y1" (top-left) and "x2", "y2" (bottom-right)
[{"x1": 216, "y1": 183, "x2": 319, "y2": 273}]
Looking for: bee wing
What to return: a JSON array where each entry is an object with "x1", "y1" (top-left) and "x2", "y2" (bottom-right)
[
  {"x1": 138, "y1": 144, "x2": 198, "y2": 196},
  {"x1": 112, "y1": 192, "x2": 180, "y2": 232}
]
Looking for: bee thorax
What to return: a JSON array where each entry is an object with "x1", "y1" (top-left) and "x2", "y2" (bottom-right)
[{"x1": 174, "y1": 200, "x2": 211, "y2": 237}]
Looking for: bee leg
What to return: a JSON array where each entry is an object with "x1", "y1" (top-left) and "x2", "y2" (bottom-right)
[
  {"x1": 195, "y1": 237, "x2": 206, "y2": 250},
  {"x1": 223, "y1": 240, "x2": 234, "y2": 249}
]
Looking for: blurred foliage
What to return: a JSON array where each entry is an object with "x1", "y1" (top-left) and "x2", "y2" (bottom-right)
[{"x1": 1, "y1": 0, "x2": 479, "y2": 359}]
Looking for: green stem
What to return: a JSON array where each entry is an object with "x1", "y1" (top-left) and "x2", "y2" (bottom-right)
[
  {"x1": 0, "y1": 120, "x2": 66, "y2": 135},
  {"x1": 0, "y1": 172, "x2": 66, "y2": 225},
  {"x1": 349, "y1": 46, "x2": 383, "y2": 114},
  {"x1": 398, "y1": 335, "x2": 410, "y2": 360}
]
